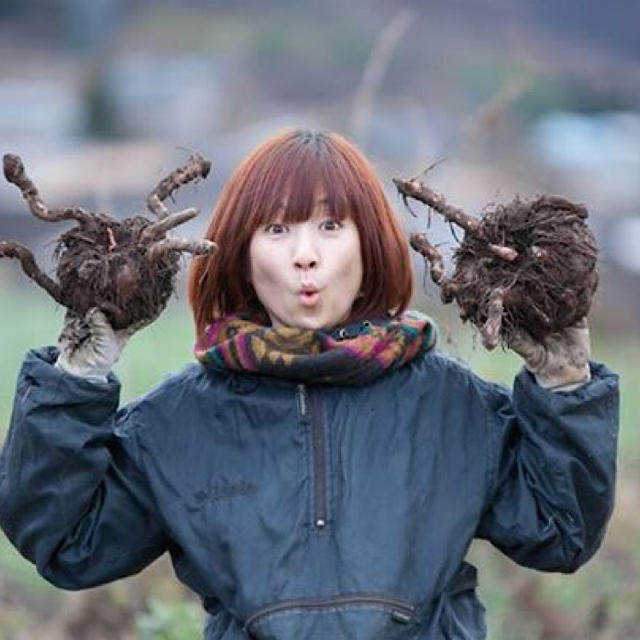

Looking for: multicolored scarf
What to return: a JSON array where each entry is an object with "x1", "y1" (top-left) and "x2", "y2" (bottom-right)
[{"x1": 195, "y1": 309, "x2": 436, "y2": 386}]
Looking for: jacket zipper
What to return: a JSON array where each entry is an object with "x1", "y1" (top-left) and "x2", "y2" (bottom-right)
[
  {"x1": 297, "y1": 384, "x2": 328, "y2": 531},
  {"x1": 245, "y1": 594, "x2": 416, "y2": 631}
]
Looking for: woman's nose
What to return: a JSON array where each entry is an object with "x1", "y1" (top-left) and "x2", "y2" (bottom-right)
[
  {"x1": 292, "y1": 230, "x2": 319, "y2": 270},
  {"x1": 294, "y1": 253, "x2": 318, "y2": 270}
]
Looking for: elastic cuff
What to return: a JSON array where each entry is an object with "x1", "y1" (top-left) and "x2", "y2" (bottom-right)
[
  {"x1": 534, "y1": 370, "x2": 592, "y2": 392},
  {"x1": 54, "y1": 357, "x2": 109, "y2": 384}
]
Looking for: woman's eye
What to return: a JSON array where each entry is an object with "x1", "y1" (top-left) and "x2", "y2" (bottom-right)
[
  {"x1": 265, "y1": 223, "x2": 288, "y2": 234},
  {"x1": 320, "y1": 218, "x2": 343, "y2": 231}
]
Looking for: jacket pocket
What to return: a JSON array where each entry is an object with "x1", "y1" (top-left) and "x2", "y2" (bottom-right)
[
  {"x1": 438, "y1": 562, "x2": 486, "y2": 640},
  {"x1": 202, "y1": 600, "x2": 248, "y2": 639},
  {"x1": 245, "y1": 593, "x2": 420, "y2": 640}
]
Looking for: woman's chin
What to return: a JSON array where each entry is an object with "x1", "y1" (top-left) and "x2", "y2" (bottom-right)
[{"x1": 266, "y1": 303, "x2": 353, "y2": 332}]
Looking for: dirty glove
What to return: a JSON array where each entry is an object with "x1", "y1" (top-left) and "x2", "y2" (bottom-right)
[
  {"x1": 55, "y1": 308, "x2": 131, "y2": 383},
  {"x1": 507, "y1": 318, "x2": 591, "y2": 391}
]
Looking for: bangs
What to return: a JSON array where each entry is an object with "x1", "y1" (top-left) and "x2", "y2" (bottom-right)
[{"x1": 245, "y1": 132, "x2": 354, "y2": 228}]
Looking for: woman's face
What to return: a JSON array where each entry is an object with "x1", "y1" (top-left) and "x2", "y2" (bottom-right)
[{"x1": 249, "y1": 199, "x2": 363, "y2": 330}]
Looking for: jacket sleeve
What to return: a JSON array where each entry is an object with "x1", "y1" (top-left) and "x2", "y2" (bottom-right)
[
  {"x1": 475, "y1": 361, "x2": 619, "y2": 573},
  {"x1": 0, "y1": 347, "x2": 169, "y2": 590}
]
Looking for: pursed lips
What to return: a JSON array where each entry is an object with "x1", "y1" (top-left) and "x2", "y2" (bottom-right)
[
  {"x1": 298, "y1": 283, "x2": 321, "y2": 306},
  {"x1": 299, "y1": 284, "x2": 319, "y2": 294}
]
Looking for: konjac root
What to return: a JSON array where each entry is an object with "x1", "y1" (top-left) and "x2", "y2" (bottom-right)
[
  {"x1": 396, "y1": 177, "x2": 598, "y2": 348},
  {"x1": 1, "y1": 153, "x2": 218, "y2": 340}
]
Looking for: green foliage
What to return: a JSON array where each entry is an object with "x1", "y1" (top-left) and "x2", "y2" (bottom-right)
[{"x1": 135, "y1": 598, "x2": 205, "y2": 640}]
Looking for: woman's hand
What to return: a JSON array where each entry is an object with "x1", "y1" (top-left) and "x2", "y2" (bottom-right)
[
  {"x1": 55, "y1": 308, "x2": 133, "y2": 383},
  {"x1": 507, "y1": 318, "x2": 591, "y2": 391}
]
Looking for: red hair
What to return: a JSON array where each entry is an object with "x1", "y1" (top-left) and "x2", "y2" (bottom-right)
[{"x1": 188, "y1": 129, "x2": 412, "y2": 340}]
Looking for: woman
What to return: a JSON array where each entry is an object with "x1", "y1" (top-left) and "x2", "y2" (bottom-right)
[{"x1": 0, "y1": 129, "x2": 619, "y2": 639}]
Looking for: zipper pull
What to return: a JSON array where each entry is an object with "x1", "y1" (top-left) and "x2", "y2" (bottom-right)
[
  {"x1": 297, "y1": 383, "x2": 308, "y2": 418},
  {"x1": 390, "y1": 609, "x2": 413, "y2": 624}
]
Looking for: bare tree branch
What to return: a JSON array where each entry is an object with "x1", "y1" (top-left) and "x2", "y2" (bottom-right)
[{"x1": 350, "y1": 8, "x2": 415, "y2": 148}]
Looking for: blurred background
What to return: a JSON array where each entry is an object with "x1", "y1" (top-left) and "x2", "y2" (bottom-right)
[{"x1": 0, "y1": 0, "x2": 638, "y2": 638}]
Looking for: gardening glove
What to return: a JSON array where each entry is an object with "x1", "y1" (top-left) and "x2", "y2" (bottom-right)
[
  {"x1": 507, "y1": 318, "x2": 591, "y2": 392},
  {"x1": 55, "y1": 308, "x2": 131, "y2": 383}
]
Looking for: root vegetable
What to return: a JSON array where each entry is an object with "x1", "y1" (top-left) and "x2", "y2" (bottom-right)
[
  {"x1": 1, "y1": 153, "x2": 218, "y2": 344},
  {"x1": 394, "y1": 177, "x2": 598, "y2": 349}
]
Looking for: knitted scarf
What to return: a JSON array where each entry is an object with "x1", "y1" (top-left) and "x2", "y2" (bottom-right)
[{"x1": 194, "y1": 309, "x2": 436, "y2": 386}]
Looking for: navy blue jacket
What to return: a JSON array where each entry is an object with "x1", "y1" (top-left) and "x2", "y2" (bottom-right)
[{"x1": 0, "y1": 345, "x2": 618, "y2": 639}]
